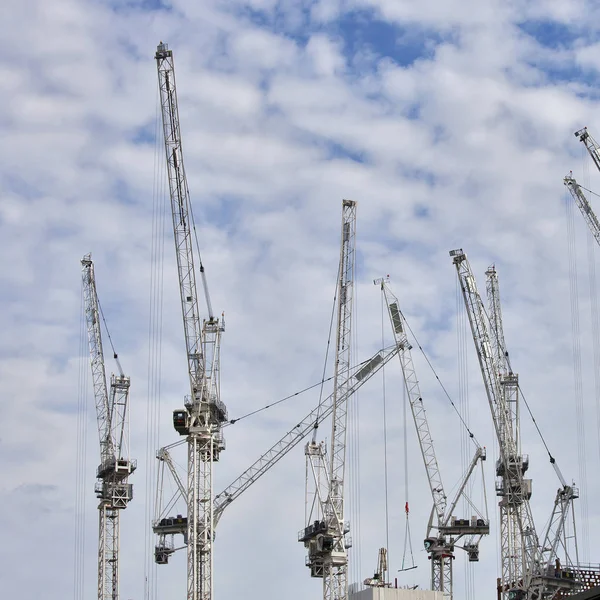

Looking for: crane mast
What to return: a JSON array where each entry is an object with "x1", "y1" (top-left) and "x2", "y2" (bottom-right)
[
  {"x1": 486, "y1": 265, "x2": 530, "y2": 597},
  {"x1": 154, "y1": 42, "x2": 226, "y2": 600},
  {"x1": 378, "y1": 278, "x2": 489, "y2": 598},
  {"x1": 301, "y1": 200, "x2": 356, "y2": 600},
  {"x1": 452, "y1": 250, "x2": 581, "y2": 600},
  {"x1": 81, "y1": 254, "x2": 135, "y2": 600}
]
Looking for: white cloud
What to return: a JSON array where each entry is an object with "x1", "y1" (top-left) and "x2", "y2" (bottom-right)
[{"x1": 2, "y1": 1, "x2": 600, "y2": 599}]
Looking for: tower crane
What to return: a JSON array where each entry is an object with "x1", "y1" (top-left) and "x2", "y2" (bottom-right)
[
  {"x1": 81, "y1": 254, "x2": 135, "y2": 600},
  {"x1": 211, "y1": 345, "x2": 399, "y2": 525},
  {"x1": 153, "y1": 42, "x2": 226, "y2": 600},
  {"x1": 300, "y1": 200, "x2": 356, "y2": 600},
  {"x1": 378, "y1": 278, "x2": 489, "y2": 599},
  {"x1": 451, "y1": 249, "x2": 581, "y2": 600},
  {"x1": 150, "y1": 57, "x2": 396, "y2": 595},
  {"x1": 153, "y1": 346, "x2": 400, "y2": 574},
  {"x1": 485, "y1": 264, "x2": 530, "y2": 597}
]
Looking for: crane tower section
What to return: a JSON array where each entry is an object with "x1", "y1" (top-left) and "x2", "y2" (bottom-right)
[
  {"x1": 485, "y1": 265, "x2": 529, "y2": 598},
  {"x1": 81, "y1": 255, "x2": 135, "y2": 600},
  {"x1": 301, "y1": 199, "x2": 356, "y2": 600},
  {"x1": 154, "y1": 41, "x2": 226, "y2": 600}
]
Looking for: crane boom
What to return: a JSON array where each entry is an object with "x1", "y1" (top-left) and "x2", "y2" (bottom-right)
[
  {"x1": 154, "y1": 41, "x2": 226, "y2": 600},
  {"x1": 564, "y1": 174, "x2": 600, "y2": 247},
  {"x1": 155, "y1": 41, "x2": 205, "y2": 394},
  {"x1": 215, "y1": 344, "x2": 399, "y2": 526},
  {"x1": 379, "y1": 278, "x2": 489, "y2": 598},
  {"x1": 153, "y1": 344, "x2": 398, "y2": 545},
  {"x1": 81, "y1": 255, "x2": 135, "y2": 600},
  {"x1": 380, "y1": 281, "x2": 446, "y2": 522}
]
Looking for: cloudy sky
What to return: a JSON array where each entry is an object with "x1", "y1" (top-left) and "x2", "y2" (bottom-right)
[{"x1": 3, "y1": 0, "x2": 600, "y2": 599}]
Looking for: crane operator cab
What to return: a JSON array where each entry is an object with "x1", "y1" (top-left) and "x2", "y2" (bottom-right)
[
  {"x1": 173, "y1": 409, "x2": 190, "y2": 435},
  {"x1": 507, "y1": 589, "x2": 526, "y2": 600}
]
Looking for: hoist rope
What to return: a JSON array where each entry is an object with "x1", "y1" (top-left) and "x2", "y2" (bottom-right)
[
  {"x1": 97, "y1": 298, "x2": 120, "y2": 366},
  {"x1": 474, "y1": 289, "x2": 565, "y2": 477},
  {"x1": 349, "y1": 268, "x2": 362, "y2": 585},
  {"x1": 380, "y1": 290, "x2": 391, "y2": 569},
  {"x1": 565, "y1": 168, "x2": 591, "y2": 562},
  {"x1": 73, "y1": 284, "x2": 89, "y2": 600},
  {"x1": 577, "y1": 183, "x2": 600, "y2": 199},
  {"x1": 400, "y1": 373, "x2": 415, "y2": 571},
  {"x1": 144, "y1": 83, "x2": 166, "y2": 600},
  {"x1": 313, "y1": 257, "x2": 341, "y2": 440},
  {"x1": 224, "y1": 375, "x2": 336, "y2": 425},
  {"x1": 190, "y1": 196, "x2": 213, "y2": 318},
  {"x1": 455, "y1": 277, "x2": 474, "y2": 600},
  {"x1": 399, "y1": 307, "x2": 480, "y2": 447},
  {"x1": 583, "y1": 153, "x2": 600, "y2": 524}
]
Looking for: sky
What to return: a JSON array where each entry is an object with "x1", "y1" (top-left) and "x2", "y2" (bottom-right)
[{"x1": 2, "y1": 0, "x2": 600, "y2": 599}]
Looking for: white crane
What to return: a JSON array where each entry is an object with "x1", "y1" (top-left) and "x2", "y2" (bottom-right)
[
  {"x1": 378, "y1": 278, "x2": 489, "y2": 599},
  {"x1": 153, "y1": 346, "x2": 400, "y2": 583},
  {"x1": 81, "y1": 254, "x2": 135, "y2": 600},
  {"x1": 300, "y1": 199, "x2": 356, "y2": 600},
  {"x1": 211, "y1": 345, "x2": 399, "y2": 524},
  {"x1": 150, "y1": 52, "x2": 396, "y2": 596},
  {"x1": 451, "y1": 249, "x2": 581, "y2": 600},
  {"x1": 153, "y1": 42, "x2": 226, "y2": 600}
]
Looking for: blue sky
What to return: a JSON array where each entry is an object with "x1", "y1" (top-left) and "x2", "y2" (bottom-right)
[{"x1": 3, "y1": 1, "x2": 600, "y2": 599}]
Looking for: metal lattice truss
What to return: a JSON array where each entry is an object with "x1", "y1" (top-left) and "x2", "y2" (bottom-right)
[
  {"x1": 155, "y1": 344, "x2": 400, "y2": 538},
  {"x1": 299, "y1": 200, "x2": 356, "y2": 600},
  {"x1": 564, "y1": 175, "x2": 600, "y2": 247},
  {"x1": 379, "y1": 279, "x2": 489, "y2": 599},
  {"x1": 81, "y1": 255, "x2": 135, "y2": 600},
  {"x1": 452, "y1": 249, "x2": 581, "y2": 600},
  {"x1": 154, "y1": 40, "x2": 228, "y2": 600}
]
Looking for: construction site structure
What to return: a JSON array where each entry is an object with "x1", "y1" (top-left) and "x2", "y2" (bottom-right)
[
  {"x1": 153, "y1": 343, "x2": 399, "y2": 591},
  {"x1": 350, "y1": 588, "x2": 444, "y2": 600},
  {"x1": 81, "y1": 254, "x2": 136, "y2": 600},
  {"x1": 300, "y1": 200, "x2": 356, "y2": 600},
  {"x1": 363, "y1": 548, "x2": 390, "y2": 588},
  {"x1": 378, "y1": 278, "x2": 489, "y2": 599},
  {"x1": 451, "y1": 249, "x2": 582, "y2": 600},
  {"x1": 150, "y1": 68, "x2": 399, "y2": 598},
  {"x1": 153, "y1": 41, "x2": 226, "y2": 600}
]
